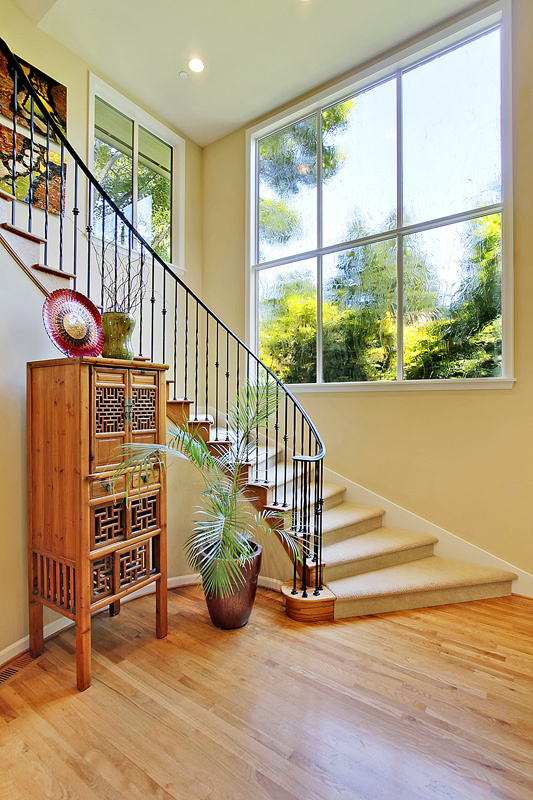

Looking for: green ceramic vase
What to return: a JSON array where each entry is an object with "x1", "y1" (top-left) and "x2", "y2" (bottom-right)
[{"x1": 101, "y1": 311, "x2": 136, "y2": 360}]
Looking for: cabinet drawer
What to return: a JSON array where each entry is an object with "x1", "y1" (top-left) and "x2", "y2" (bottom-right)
[{"x1": 90, "y1": 475, "x2": 125, "y2": 499}]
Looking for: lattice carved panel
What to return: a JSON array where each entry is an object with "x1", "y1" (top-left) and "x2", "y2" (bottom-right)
[
  {"x1": 93, "y1": 501, "x2": 126, "y2": 548},
  {"x1": 132, "y1": 387, "x2": 156, "y2": 431},
  {"x1": 95, "y1": 386, "x2": 125, "y2": 433},
  {"x1": 33, "y1": 552, "x2": 75, "y2": 614},
  {"x1": 118, "y1": 543, "x2": 150, "y2": 589},
  {"x1": 130, "y1": 494, "x2": 158, "y2": 537},
  {"x1": 92, "y1": 556, "x2": 113, "y2": 601}
]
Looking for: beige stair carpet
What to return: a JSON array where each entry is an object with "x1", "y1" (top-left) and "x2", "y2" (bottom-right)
[
  {"x1": 328, "y1": 556, "x2": 518, "y2": 619},
  {"x1": 322, "y1": 528, "x2": 438, "y2": 581}
]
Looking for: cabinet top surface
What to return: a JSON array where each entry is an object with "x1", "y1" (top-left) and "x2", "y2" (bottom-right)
[{"x1": 28, "y1": 357, "x2": 169, "y2": 371}]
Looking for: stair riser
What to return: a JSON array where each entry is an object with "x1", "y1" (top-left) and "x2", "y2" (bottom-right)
[
  {"x1": 324, "y1": 515, "x2": 384, "y2": 545},
  {"x1": 0, "y1": 197, "x2": 10, "y2": 225},
  {"x1": 0, "y1": 227, "x2": 42, "y2": 266},
  {"x1": 333, "y1": 580, "x2": 514, "y2": 619},
  {"x1": 323, "y1": 543, "x2": 435, "y2": 582}
]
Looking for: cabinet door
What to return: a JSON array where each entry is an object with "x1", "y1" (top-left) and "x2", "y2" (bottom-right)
[
  {"x1": 130, "y1": 370, "x2": 160, "y2": 447},
  {"x1": 91, "y1": 367, "x2": 128, "y2": 471}
]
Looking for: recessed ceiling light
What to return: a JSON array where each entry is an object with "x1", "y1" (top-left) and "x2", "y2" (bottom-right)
[
  {"x1": 179, "y1": 71, "x2": 188, "y2": 79},
  {"x1": 188, "y1": 58, "x2": 204, "y2": 73}
]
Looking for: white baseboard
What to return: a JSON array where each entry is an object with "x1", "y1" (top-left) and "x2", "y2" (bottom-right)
[
  {"x1": 0, "y1": 573, "x2": 281, "y2": 668},
  {"x1": 325, "y1": 466, "x2": 533, "y2": 597}
]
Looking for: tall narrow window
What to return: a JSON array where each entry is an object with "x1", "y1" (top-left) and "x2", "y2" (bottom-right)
[
  {"x1": 91, "y1": 81, "x2": 182, "y2": 265},
  {"x1": 252, "y1": 18, "x2": 506, "y2": 386}
]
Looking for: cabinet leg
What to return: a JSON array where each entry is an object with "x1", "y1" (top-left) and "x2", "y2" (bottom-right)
[
  {"x1": 156, "y1": 576, "x2": 167, "y2": 638},
  {"x1": 75, "y1": 617, "x2": 91, "y2": 691},
  {"x1": 29, "y1": 599, "x2": 44, "y2": 658},
  {"x1": 109, "y1": 599, "x2": 120, "y2": 616}
]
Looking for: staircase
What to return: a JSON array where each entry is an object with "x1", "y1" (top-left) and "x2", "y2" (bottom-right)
[
  {"x1": 165, "y1": 391, "x2": 517, "y2": 622},
  {"x1": 0, "y1": 36, "x2": 518, "y2": 625}
]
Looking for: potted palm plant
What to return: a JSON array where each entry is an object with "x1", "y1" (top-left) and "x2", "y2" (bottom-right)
[{"x1": 115, "y1": 379, "x2": 300, "y2": 628}]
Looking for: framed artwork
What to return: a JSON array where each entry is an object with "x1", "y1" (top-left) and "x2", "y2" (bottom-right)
[
  {"x1": 0, "y1": 50, "x2": 67, "y2": 141},
  {"x1": 0, "y1": 123, "x2": 65, "y2": 214}
]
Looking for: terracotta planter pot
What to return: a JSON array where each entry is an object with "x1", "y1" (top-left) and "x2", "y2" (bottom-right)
[{"x1": 203, "y1": 542, "x2": 262, "y2": 630}]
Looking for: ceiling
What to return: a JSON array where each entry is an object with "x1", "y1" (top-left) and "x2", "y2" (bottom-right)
[{"x1": 15, "y1": 0, "x2": 480, "y2": 146}]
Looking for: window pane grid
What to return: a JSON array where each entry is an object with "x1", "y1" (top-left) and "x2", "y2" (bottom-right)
[{"x1": 253, "y1": 25, "x2": 503, "y2": 385}]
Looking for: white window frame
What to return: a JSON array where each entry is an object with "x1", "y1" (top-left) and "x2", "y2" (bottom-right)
[
  {"x1": 246, "y1": 0, "x2": 514, "y2": 392},
  {"x1": 88, "y1": 73, "x2": 186, "y2": 272}
]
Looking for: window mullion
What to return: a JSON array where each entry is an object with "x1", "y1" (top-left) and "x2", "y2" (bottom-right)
[
  {"x1": 396, "y1": 69, "x2": 404, "y2": 382},
  {"x1": 316, "y1": 110, "x2": 323, "y2": 384},
  {"x1": 132, "y1": 120, "x2": 138, "y2": 232}
]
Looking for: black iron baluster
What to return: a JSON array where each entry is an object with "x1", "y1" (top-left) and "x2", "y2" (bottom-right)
[
  {"x1": 59, "y1": 141, "x2": 64, "y2": 271},
  {"x1": 11, "y1": 69, "x2": 17, "y2": 225},
  {"x1": 215, "y1": 322, "x2": 219, "y2": 441},
  {"x1": 205, "y1": 313, "x2": 209, "y2": 421},
  {"x1": 301, "y1": 460, "x2": 309, "y2": 598},
  {"x1": 235, "y1": 342, "x2": 240, "y2": 454},
  {"x1": 173, "y1": 280, "x2": 178, "y2": 400},
  {"x1": 150, "y1": 252, "x2": 155, "y2": 362},
  {"x1": 127, "y1": 228, "x2": 132, "y2": 313},
  {"x1": 184, "y1": 292, "x2": 189, "y2": 400},
  {"x1": 86, "y1": 181, "x2": 92, "y2": 297},
  {"x1": 317, "y1": 459, "x2": 324, "y2": 592},
  {"x1": 114, "y1": 213, "x2": 118, "y2": 311},
  {"x1": 28, "y1": 94, "x2": 34, "y2": 233},
  {"x1": 255, "y1": 367, "x2": 260, "y2": 482},
  {"x1": 225, "y1": 330, "x2": 230, "y2": 441},
  {"x1": 44, "y1": 121, "x2": 50, "y2": 265},
  {"x1": 283, "y1": 392, "x2": 289, "y2": 508},
  {"x1": 139, "y1": 242, "x2": 145, "y2": 356},
  {"x1": 100, "y1": 197, "x2": 105, "y2": 310},
  {"x1": 162, "y1": 268, "x2": 167, "y2": 364},
  {"x1": 194, "y1": 300, "x2": 199, "y2": 421},
  {"x1": 72, "y1": 162, "x2": 79, "y2": 289},
  {"x1": 264, "y1": 368, "x2": 269, "y2": 485},
  {"x1": 273, "y1": 384, "x2": 279, "y2": 506}
]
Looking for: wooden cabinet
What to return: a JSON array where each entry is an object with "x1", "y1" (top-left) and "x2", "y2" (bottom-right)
[{"x1": 27, "y1": 357, "x2": 168, "y2": 690}]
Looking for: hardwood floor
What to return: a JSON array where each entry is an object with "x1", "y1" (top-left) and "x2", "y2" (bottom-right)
[{"x1": 0, "y1": 588, "x2": 532, "y2": 800}]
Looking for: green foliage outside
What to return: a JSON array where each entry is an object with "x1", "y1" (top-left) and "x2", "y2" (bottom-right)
[
  {"x1": 258, "y1": 102, "x2": 352, "y2": 253},
  {"x1": 94, "y1": 139, "x2": 172, "y2": 262},
  {"x1": 259, "y1": 215, "x2": 502, "y2": 383}
]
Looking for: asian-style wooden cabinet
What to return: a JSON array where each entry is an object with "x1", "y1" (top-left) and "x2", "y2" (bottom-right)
[{"x1": 27, "y1": 357, "x2": 168, "y2": 690}]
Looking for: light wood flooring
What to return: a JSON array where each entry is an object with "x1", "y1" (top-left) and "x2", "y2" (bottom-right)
[{"x1": 0, "y1": 588, "x2": 532, "y2": 800}]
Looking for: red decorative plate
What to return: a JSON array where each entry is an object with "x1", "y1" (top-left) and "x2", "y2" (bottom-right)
[{"x1": 43, "y1": 289, "x2": 104, "y2": 357}]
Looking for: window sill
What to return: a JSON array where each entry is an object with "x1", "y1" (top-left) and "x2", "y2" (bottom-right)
[{"x1": 287, "y1": 378, "x2": 516, "y2": 393}]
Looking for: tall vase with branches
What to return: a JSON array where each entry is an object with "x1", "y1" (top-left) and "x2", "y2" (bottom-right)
[
  {"x1": 93, "y1": 237, "x2": 147, "y2": 359},
  {"x1": 114, "y1": 379, "x2": 301, "y2": 628}
]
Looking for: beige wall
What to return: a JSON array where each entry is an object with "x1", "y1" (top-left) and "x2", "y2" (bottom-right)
[{"x1": 201, "y1": 0, "x2": 533, "y2": 576}]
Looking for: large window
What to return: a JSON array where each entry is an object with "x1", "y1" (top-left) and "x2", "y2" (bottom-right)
[
  {"x1": 90, "y1": 76, "x2": 185, "y2": 266},
  {"x1": 250, "y1": 10, "x2": 510, "y2": 388}
]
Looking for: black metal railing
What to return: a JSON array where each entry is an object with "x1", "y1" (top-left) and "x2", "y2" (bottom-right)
[{"x1": 0, "y1": 38, "x2": 326, "y2": 598}]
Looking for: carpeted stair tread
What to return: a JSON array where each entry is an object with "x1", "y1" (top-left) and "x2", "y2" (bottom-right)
[
  {"x1": 322, "y1": 528, "x2": 438, "y2": 566},
  {"x1": 322, "y1": 503, "x2": 385, "y2": 534},
  {"x1": 327, "y1": 556, "x2": 518, "y2": 601}
]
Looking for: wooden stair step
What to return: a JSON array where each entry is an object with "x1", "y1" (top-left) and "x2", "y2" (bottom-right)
[
  {"x1": 32, "y1": 263, "x2": 76, "y2": 280},
  {"x1": 281, "y1": 582, "x2": 336, "y2": 622},
  {"x1": 322, "y1": 528, "x2": 438, "y2": 581},
  {"x1": 328, "y1": 556, "x2": 518, "y2": 619},
  {"x1": 0, "y1": 222, "x2": 46, "y2": 244},
  {"x1": 0, "y1": 188, "x2": 16, "y2": 202}
]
